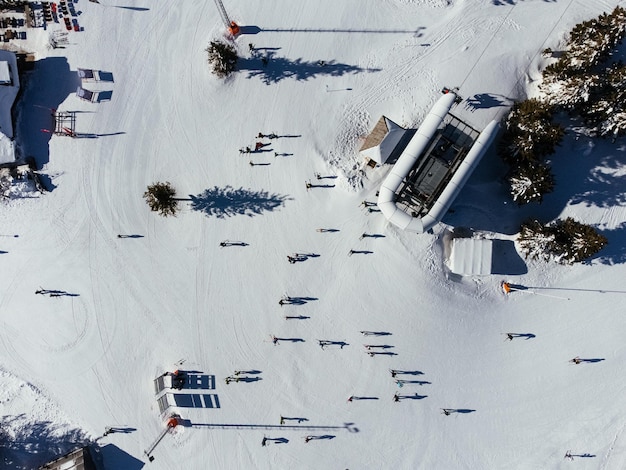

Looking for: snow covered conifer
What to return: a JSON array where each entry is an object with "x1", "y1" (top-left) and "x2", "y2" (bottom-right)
[
  {"x1": 518, "y1": 219, "x2": 555, "y2": 262},
  {"x1": 508, "y1": 162, "x2": 555, "y2": 205},
  {"x1": 551, "y1": 217, "x2": 608, "y2": 264},
  {"x1": 498, "y1": 99, "x2": 565, "y2": 164},
  {"x1": 582, "y1": 62, "x2": 626, "y2": 137},
  {"x1": 518, "y1": 218, "x2": 607, "y2": 264},
  {"x1": 543, "y1": 6, "x2": 626, "y2": 79},
  {"x1": 206, "y1": 40, "x2": 238, "y2": 78},
  {"x1": 143, "y1": 181, "x2": 179, "y2": 217}
]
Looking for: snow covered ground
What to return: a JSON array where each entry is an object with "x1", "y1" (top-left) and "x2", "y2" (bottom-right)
[{"x1": 2, "y1": 0, "x2": 626, "y2": 468}]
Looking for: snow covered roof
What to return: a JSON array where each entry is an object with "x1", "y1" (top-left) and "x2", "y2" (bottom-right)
[
  {"x1": 38, "y1": 446, "x2": 97, "y2": 470},
  {"x1": 360, "y1": 116, "x2": 407, "y2": 165},
  {"x1": 0, "y1": 61, "x2": 10, "y2": 85},
  {"x1": 449, "y1": 238, "x2": 493, "y2": 275},
  {"x1": 0, "y1": 131, "x2": 15, "y2": 165}
]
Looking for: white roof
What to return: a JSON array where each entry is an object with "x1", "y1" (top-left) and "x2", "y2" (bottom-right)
[
  {"x1": 360, "y1": 117, "x2": 407, "y2": 165},
  {"x1": 0, "y1": 61, "x2": 10, "y2": 84},
  {"x1": 449, "y1": 238, "x2": 493, "y2": 275}
]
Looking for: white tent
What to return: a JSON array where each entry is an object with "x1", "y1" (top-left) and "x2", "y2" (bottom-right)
[
  {"x1": 449, "y1": 238, "x2": 493, "y2": 275},
  {"x1": 360, "y1": 116, "x2": 407, "y2": 165}
]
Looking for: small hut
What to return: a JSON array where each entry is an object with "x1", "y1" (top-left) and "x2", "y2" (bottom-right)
[
  {"x1": 449, "y1": 238, "x2": 493, "y2": 276},
  {"x1": 360, "y1": 116, "x2": 408, "y2": 167}
]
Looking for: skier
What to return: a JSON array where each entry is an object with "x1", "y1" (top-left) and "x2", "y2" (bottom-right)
[
  {"x1": 570, "y1": 356, "x2": 582, "y2": 364},
  {"x1": 305, "y1": 181, "x2": 312, "y2": 190},
  {"x1": 390, "y1": 369, "x2": 398, "y2": 378},
  {"x1": 280, "y1": 416, "x2": 285, "y2": 424},
  {"x1": 287, "y1": 255, "x2": 296, "y2": 264},
  {"x1": 261, "y1": 437, "x2": 267, "y2": 447},
  {"x1": 268, "y1": 133, "x2": 278, "y2": 139},
  {"x1": 347, "y1": 396, "x2": 354, "y2": 402},
  {"x1": 272, "y1": 335, "x2": 279, "y2": 345},
  {"x1": 315, "y1": 172, "x2": 321, "y2": 180},
  {"x1": 304, "y1": 436, "x2": 313, "y2": 443},
  {"x1": 255, "y1": 142, "x2": 263, "y2": 151},
  {"x1": 506, "y1": 333, "x2": 514, "y2": 341},
  {"x1": 257, "y1": 132, "x2": 265, "y2": 138},
  {"x1": 393, "y1": 393, "x2": 400, "y2": 402}
]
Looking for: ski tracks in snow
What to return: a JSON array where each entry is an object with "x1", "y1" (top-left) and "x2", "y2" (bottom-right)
[{"x1": 601, "y1": 422, "x2": 626, "y2": 470}]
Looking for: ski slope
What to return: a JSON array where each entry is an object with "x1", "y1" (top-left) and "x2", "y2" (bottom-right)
[{"x1": 2, "y1": 0, "x2": 626, "y2": 468}]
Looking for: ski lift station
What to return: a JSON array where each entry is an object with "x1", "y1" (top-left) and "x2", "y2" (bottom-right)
[{"x1": 375, "y1": 91, "x2": 499, "y2": 233}]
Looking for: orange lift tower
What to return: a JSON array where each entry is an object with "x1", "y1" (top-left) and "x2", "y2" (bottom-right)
[{"x1": 214, "y1": 0, "x2": 240, "y2": 36}]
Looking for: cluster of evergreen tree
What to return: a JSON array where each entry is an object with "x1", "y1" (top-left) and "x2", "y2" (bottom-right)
[
  {"x1": 206, "y1": 40, "x2": 238, "y2": 78},
  {"x1": 540, "y1": 6, "x2": 626, "y2": 137},
  {"x1": 518, "y1": 217, "x2": 608, "y2": 264},
  {"x1": 500, "y1": 7, "x2": 626, "y2": 206},
  {"x1": 498, "y1": 98, "x2": 563, "y2": 204}
]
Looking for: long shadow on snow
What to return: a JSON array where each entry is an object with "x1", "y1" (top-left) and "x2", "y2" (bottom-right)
[
  {"x1": 239, "y1": 53, "x2": 381, "y2": 85},
  {"x1": 15, "y1": 57, "x2": 81, "y2": 171},
  {"x1": 0, "y1": 416, "x2": 89, "y2": 469},
  {"x1": 190, "y1": 185, "x2": 293, "y2": 218}
]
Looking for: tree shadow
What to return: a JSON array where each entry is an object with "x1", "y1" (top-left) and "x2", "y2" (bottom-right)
[
  {"x1": 0, "y1": 416, "x2": 91, "y2": 470},
  {"x1": 239, "y1": 53, "x2": 381, "y2": 85},
  {"x1": 189, "y1": 185, "x2": 292, "y2": 218}
]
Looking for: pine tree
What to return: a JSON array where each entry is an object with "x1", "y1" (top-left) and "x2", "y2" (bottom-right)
[
  {"x1": 551, "y1": 217, "x2": 608, "y2": 264},
  {"x1": 498, "y1": 99, "x2": 565, "y2": 164},
  {"x1": 143, "y1": 181, "x2": 179, "y2": 217},
  {"x1": 518, "y1": 218, "x2": 607, "y2": 264},
  {"x1": 582, "y1": 63, "x2": 626, "y2": 137},
  {"x1": 518, "y1": 219, "x2": 555, "y2": 262},
  {"x1": 206, "y1": 40, "x2": 238, "y2": 78},
  {"x1": 508, "y1": 162, "x2": 555, "y2": 204},
  {"x1": 543, "y1": 6, "x2": 626, "y2": 78}
]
